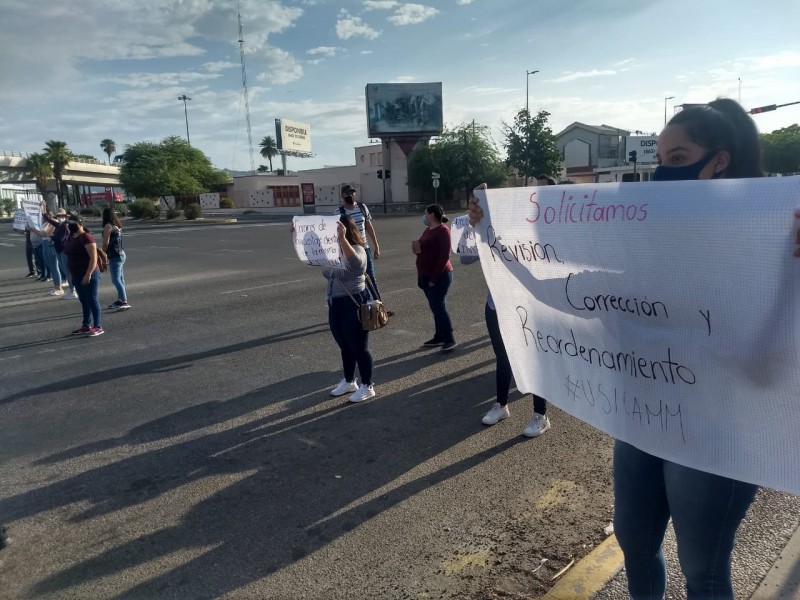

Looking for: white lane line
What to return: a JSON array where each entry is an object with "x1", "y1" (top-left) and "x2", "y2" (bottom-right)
[
  {"x1": 150, "y1": 245, "x2": 180, "y2": 249},
  {"x1": 188, "y1": 252, "x2": 226, "y2": 256},
  {"x1": 220, "y1": 249, "x2": 254, "y2": 253},
  {"x1": 382, "y1": 287, "x2": 414, "y2": 295},
  {"x1": 221, "y1": 279, "x2": 310, "y2": 294},
  {"x1": 386, "y1": 266, "x2": 416, "y2": 271},
  {"x1": 0, "y1": 355, "x2": 21, "y2": 362},
  {"x1": 0, "y1": 243, "x2": 15, "y2": 247}
]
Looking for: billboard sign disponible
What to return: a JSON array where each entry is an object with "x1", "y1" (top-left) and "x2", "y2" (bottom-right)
[
  {"x1": 625, "y1": 136, "x2": 659, "y2": 164},
  {"x1": 276, "y1": 118, "x2": 312, "y2": 155},
  {"x1": 365, "y1": 82, "x2": 443, "y2": 137}
]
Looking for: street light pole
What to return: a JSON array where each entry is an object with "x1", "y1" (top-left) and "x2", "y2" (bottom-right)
[
  {"x1": 178, "y1": 94, "x2": 192, "y2": 146},
  {"x1": 525, "y1": 69, "x2": 539, "y2": 186},
  {"x1": 664, "y1": 96, "x2": 675, "y2": 127}
]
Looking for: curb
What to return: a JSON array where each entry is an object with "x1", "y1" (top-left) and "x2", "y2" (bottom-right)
[
  {"x1": 542, "y1": 535, "x2": 624, "y2": 600},
  {"x1": 750, "y1": 522, "x2": 800, "y2": 599}
]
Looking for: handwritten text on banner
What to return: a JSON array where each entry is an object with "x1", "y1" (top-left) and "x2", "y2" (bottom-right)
[
  {"x1": 449, "y1": 214, "x2": 478, "y2": 255},
  {"x1": 292, "y1": 216, "x2": 344, "y2": 268},
  {"x1": 475, "y1": 178, "x2": 800, "y2": 494}
]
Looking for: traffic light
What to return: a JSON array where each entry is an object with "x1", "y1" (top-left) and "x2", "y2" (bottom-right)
[
  {"x1": 628, "y1": 150, "x2": 637, "y2": 163},
  {"x1": 384, "y1": 169, "x2": 391, "y2": 178},
  {"x1": 750, "y1": 104, "x2": 777, "y2": 114},
  {"x1": 377, "y1": 169, "x2": 383, "y2": 179}
]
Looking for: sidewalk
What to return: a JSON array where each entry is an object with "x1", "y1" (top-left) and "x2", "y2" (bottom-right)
[{"x1": 548, "y1": 488, "x2": 800, "y2": 600}]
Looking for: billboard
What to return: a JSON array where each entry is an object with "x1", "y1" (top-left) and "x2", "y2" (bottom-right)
[
  {"x1": 365, "y1": 82, "x2": 443, "y2": 137},
  {"x1": 625, "y1": 136, "x2": 659, "y2": 164},
  {"x1": 275, "y1": 118, "x2": 312, "y2": 155}
]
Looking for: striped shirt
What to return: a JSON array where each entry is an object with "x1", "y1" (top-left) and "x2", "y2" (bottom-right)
[{"x1": 335, "y1": 203, "x2": 371, "y2": 248}]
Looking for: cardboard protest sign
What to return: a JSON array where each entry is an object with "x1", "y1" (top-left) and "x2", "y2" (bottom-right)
[
  {"x1": 292, "y1": 215, "x2": 344, "y2": 268},
  {"x1": 12, "y1": 209, "x2": 27, "y2": 232},
  {"x1": 474, "y1": 178, "x2": 800, "y2": 493},
  {"x1": 20, "y1": 195, "x2": 43, "y2": 230}
]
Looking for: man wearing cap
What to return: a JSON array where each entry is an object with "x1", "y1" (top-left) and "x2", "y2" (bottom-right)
[{"x1": 337, "y1": 184, "x2": 382, "y2": 300}]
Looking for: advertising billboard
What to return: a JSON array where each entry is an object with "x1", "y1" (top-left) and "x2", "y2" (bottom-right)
[
  {"x1": 625, "y1": 136, "x2": 659, "y2": 164},
  {"x1": 275, "y1": 118, "x2": 312, "y2": 155},
  {"x1": 365, "y1": 82, "x2": 443, "y2": 137}
]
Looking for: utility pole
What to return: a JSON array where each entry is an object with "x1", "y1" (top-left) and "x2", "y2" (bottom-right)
[
  {"x1": 178, "y1": 95, "x2": 192, "y2": 145},
  {"x1": 525, "y1": 69, "x2": 539, "y2": 186},
  {"x1": 664, "y1": 96, "x2": 674, "y2": 127}
]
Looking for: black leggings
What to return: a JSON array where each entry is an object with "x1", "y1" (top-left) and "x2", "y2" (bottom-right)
[{"x1": 485, "y1": 303, "x2": 546, "y2": 414}]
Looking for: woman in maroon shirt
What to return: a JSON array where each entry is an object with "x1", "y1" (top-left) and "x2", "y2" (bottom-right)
[
  {"x1": 412, "y1": 204, "x2": 455, "y2": 352},
  {"x1": 64, "y1": 216, "x2": 103, "y2": 337}
]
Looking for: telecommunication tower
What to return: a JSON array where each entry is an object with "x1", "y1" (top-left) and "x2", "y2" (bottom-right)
[{"x1": 238, "y1": 3, "x2": 255, "y2": 173}]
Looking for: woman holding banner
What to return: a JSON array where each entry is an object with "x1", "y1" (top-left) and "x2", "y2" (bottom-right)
[
  {"x1": 324, "y1": 216, "x2": 376, "y2": 403},
  {"x1": 611, "y1": 99, "x2": 763, "y2": 600},
  {"x1": 413, "y1": 204, "x2": 456, "y2": 353}
]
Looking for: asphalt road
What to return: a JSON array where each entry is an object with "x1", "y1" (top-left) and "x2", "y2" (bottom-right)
[{"x1": 0, "y1": 216, "x2": 796, "y2": 600}]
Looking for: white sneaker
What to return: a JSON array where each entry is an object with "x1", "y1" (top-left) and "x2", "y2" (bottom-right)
[
  {"x1": 348, "y1": 383, "x2": 375, "y2": 403},
  {"x1": 522, "y1": 413, "x2": 551, "y2": 438},
  {"x1": 330, "y1": 379, "x2": 358, "y2": 397},
  {"x1": 62, "y1": 291, "x2": 78, "y2": 299},
  {"x1": 48, "y1": 288, "x2": 64, "y2": 296},
  {"x1": 482, "y1": 402, "x2": 510, "y2": 425}
]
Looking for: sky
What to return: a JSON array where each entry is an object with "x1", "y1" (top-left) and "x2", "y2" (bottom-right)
[{"x1": 1, "y1": 0, "x2": 799, "y2": 172}]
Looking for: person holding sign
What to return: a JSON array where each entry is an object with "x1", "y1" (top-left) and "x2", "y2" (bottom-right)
[
  {"x1": 412, "y1": 204, "x2": 456, "y2": 353},
  {"x1": 467, "y1": 180, "x2": 553, "y2": 436},
  {"x1": 337, "y1": 185, "x2": 382, "y2": 301},
  {"x1": 323, "y1": 216, "x2": 376, "y2": 403},
  {"x1": 612, "y1": 99, "x2": 763, "y2": 600}
]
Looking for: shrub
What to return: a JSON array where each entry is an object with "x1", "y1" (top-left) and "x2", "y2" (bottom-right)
[
  {"x1": 1, "y1": 198, "x2": 15, "y2": 217},
  {"x1": 183, "y1": 204, "x2": 202, "y2": 220},
  {"x1": 129, "y1": 199, "x2": 160, "y2": 219},
  {"x1": 219, "y1": 197, "x2": 234, "y2": 208},
  {"x1": 80, "y1": 206, "x2": 101, "y2": 217},
  {"x1": 166, "y1": 206, "x2": 181, "y2": 220}
]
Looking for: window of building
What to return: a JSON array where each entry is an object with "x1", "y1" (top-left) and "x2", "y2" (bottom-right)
[
  {"x1": 269, "y1": 185, "x2": 301, "y2": 207},
  {"x1": 598, "y1": 135, "x2": 621, "y2": 160}
]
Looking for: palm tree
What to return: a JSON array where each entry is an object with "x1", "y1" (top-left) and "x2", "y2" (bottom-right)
[
  {"x1": 44, "y1": 140, "x2": 72, "y2": 208},
  {"x1": 25, "y1": 152, "x2": 54, "y2": 200},
  {"x1": 100, "y1": 138, "x2": 116, "y2": 165},
  {"x1": 259, "y1": 135, "x2": 278, "y2": 172}
]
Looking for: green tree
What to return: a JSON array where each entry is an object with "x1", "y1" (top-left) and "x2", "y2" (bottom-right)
[
  {"x1": 25, "y1": 152, "x2": 54, "y2": 199},
  {"x1": 761, "y1": 124, "x2": 800, "y2": 174},
  {"x1": 119, "y1": 135, "x2": 231, "y2": 199},
  {"x1": 408, "y1": 122, "x2": 509, "y2": 205},
  {"x1": 259, "y1": 135, "x2": 278, "y2": 171},
  {"x1": 100, "y1": 139, "x2": 117, "y2": 165},
  {"x1": 44, "y1": 140, "x2": 72, "y2": 208},
  {"x1": 502, "y1": 108, "x2": 562, "y2": 184}
]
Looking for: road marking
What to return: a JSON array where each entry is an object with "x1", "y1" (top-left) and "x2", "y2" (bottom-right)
[
  {"x1": 221, "y1": 279, "x2": 310, "y2": 294},
  {"x1": 220, "y1": 249, "x2": 254, "y2": 253},
  {"x1": 150, "y1": 245, "x2": 180, "y2": 249},
  {"x1": 541, "y1": 535, "x2": 624, "y2": 600},
  {"x1": 0, "y1": 242, "x2": 15, "y2": 247},
  {"x1": 382, "y1": 287, "x2": 413, "y2": 295},
  {"x1": 0, "y1": 355, "x2": 21, "y2": 362}
]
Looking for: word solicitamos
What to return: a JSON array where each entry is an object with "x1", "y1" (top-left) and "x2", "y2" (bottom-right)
[{"x1": 526, "y1": 190, "x2": 649, "y2": 224}]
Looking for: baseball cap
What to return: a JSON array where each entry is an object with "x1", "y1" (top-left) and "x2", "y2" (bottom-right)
[{"x1": 341, "y1": 184, "x2": 356, "y2": 196}]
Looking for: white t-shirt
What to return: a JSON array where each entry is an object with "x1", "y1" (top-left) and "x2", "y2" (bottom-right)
[{"x1": 335, "y1": 202, "x2": 371, "y2": 249}]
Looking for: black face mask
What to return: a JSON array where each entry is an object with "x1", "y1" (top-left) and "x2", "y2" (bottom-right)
[
  {"x1": 652, "y1": 152, "x2": 718, "y2": 181},
  {"x1": 68, "y1": 222, "x2": 79, "y2": 234},
  {"x1": 343, "y1": 195, "x2": 354, "y2": 205}
]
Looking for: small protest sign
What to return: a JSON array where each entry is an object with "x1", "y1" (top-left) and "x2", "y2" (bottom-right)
[
  {"x1": 292, "y1": 215, "x2": 344, "y2": 268},
  {"x1": 449, "y1": 214, "x2": 478, "y2": 256}
]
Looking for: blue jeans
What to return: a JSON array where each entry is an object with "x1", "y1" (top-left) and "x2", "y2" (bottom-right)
[
  {"x1": 328, "y1": 292, "x2": 373, "y2": 385},
  {"x1": 109, "y1": 251, "x2": 127, "y2": 302},
  {"x1": 57, "y1": 252, "x2": 72, "y2": 290},
  {"x1": 613, "y1": 440, "x2": 758, "y2": 600},
  {"x1": 418, "y1": 271, "x2": 454, "y2": 344},
  {"x1": 485, "y1": 303, "x2": 547, "y2": 413},
  {"x1": 42, "y1": 239, "x2": 63, "y2": 285},
  {"x1": 74, "y1": 271, "x2": 102, "y2": 328},
  {"x1": 365, "y1": 247, "x2": 380, "y2": 300}
]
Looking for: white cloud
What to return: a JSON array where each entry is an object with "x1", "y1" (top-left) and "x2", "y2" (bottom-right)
[
  {"x1": 336, "y1": 15, "x2": 381, "y2": 39},
  {"x1": 389, "y1": 75, "x2": 417, "y2": 83},
  {"x1": 106, "y1": 71, "x2": 223, "y2": 88},
  {"x1": 547, "y1": 70, "x2": 617, "y2": 83},
  {"x1": 203, "y1": 61, "x2": 239, "y2": 73},
  {"x1": 361, "y1": 50, "x2": 374, "y2": 55},
  {"x1": 388, "y1": 4, "x2": 438, "y2": 25},
  {"x1": 307, "y1": 46, "x2": 340, "y2": 57},
  {"x1": 364, "y1": 0, "x2": 399, "y2": 9},
  {"x1": 257, "y1": 47, "x2": 304, "y2": 85},
  {"x1": 461, "y1": 85, "x2": 518, "y2": 96},
  {"x1": 457, "y1": 0, "x2": 477, "y2": 4}
]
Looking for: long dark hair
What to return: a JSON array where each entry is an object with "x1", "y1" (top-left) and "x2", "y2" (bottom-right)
[
  {"x1": 667, "y1": 98, "x2": 763, "y2": 179},
  {"x1": 425, "y1": 204, "x2": 449, "y2": 224},
  {"x1": 340, "y1": 215, "x2": 365, "y2": 246},
  {"x1": 102, "y1": 207, "x2": 122, "y2": 228}
]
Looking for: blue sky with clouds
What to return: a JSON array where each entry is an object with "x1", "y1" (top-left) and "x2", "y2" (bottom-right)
[{"x1": 1, "y1": 0, "x2": 799, "y2": 171}]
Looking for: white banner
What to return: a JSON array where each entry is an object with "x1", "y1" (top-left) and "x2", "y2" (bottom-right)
[
  {"x1": 449, "y1": 214, "x2": 478, "y2": 256},
  {"x1": 12, "y1": 209, "x2": 27, "y2": 232},
  {"x1": 20, "y1": 195, "x2": 43, "y2": 230},
  {"x1": 292, "y1": 216, "x2": 344, "y2": 268},
  {"x1": 475, "y1": 178, "x2": 800, "y2": 494}
]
